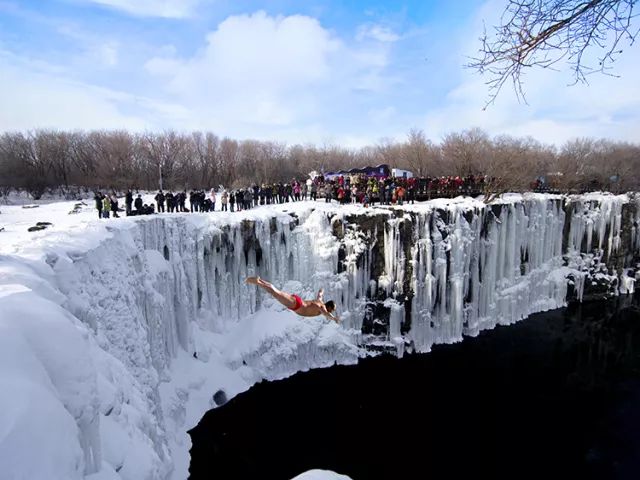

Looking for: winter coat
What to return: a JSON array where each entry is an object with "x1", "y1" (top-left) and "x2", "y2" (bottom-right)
[{"x1": 102, "y1": 197, "x2": 111, "y2": 211}]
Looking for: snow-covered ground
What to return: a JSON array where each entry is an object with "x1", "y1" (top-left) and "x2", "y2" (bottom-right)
[
  {"x1": 0, "y1": 193, "x2": 637, "y2": 480},
  {"x1": 0, "y1": 197, "x2": 366, "y2": 480}
]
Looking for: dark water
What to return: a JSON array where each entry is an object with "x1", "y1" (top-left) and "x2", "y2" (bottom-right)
[{"x1": 189, "y1": 296, "x2": 640, "y2": 480}]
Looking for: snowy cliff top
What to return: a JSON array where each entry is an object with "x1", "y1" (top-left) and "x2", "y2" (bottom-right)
[
  {"x1": 5, "y1": 192, "x2": 623, "y2": 258},
  {"x1": 0, "y1": 195, "x2": 477, "y2": 257}
]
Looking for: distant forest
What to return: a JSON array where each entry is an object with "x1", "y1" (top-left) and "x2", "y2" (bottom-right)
[{"x1": 1, "y1": 128, "x2": 638, "y2": 198}]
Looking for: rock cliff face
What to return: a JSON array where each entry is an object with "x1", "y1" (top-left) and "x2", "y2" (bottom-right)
[
  {"x1": 177, "y1": 193, "x2": 638, "y2": 354},
  {"x1": 325, "y1": 193, "x2": 639, "y2": 353}
]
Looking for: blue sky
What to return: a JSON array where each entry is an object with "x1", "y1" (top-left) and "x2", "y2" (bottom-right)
[{"x1": 1, "y1": 0, "x2": 638, "y2": 146}]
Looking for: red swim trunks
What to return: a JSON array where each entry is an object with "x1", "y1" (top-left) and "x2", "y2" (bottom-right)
[{"x1": 290, "y1": 294, "x2": 303, "y2": 311}]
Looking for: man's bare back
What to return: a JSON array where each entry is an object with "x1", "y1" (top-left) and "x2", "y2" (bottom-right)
[{"x1": 245, "y1": 276, "x2": 339, "y2": 323}]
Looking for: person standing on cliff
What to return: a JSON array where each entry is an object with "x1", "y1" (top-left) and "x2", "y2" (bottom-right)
[
  {"x1": 245, "y1": 276, "x2": 339, "y2": 323},
  {"x1": 125, "y1": 190, "x2": 133, "y2": 216},
  {"x1": 94, "y1": 192, "x2": 104, "y2": 219},
  {"x1": 221, "y1": 190, "x2": 228, "y2": 211},
  {"x1": 102, "y1": 195, "x2": 111, "y2": 218},
  {"x1": 155, "y1": 190, "x2": 165, "y2": 213},
  {"x1": 209, "y1": 188, "x2": 217, "y2": 212},
  {"x1": 110, "y1": 194, "x2": 120, "y2": 218}
]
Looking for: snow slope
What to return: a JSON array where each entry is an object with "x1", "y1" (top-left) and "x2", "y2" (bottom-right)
[
  {"x1": 0, "y1": 198, "x2": 362, "y2": 480},
  {"x1": 0, "y1": 193, "x2": 637, "y2": 479}
]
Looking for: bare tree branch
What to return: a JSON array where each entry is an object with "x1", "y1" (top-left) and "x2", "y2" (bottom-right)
[{"x1": 467, "y1": 0, "x2": 639, "y2": 107}]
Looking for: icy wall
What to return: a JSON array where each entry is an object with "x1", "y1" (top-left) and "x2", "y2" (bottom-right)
[
  {"x1": 327, "y1": 193, "x2": 639, "y2": 354},
  {"x1": 0, "y1": 193, "x2": 638, "y2": 480}
]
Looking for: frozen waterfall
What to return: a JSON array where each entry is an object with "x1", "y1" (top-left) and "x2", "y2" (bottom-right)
[{"x1": 0, "y1": 192, "x2": 638, "y2": 480}]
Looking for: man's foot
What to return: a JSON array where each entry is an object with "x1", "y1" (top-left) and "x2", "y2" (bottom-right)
[{"x1": 245, "y1": 276, "x2": 260, "y2": 285}]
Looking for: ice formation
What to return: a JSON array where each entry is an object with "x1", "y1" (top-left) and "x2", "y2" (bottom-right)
[{"x1": 0, "y1": 192, "x2": 638, "y2": 479}]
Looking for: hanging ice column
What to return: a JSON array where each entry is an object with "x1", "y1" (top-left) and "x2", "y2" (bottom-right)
[
  {"x1": 132, "y1": 193, "x2": 636, "y2": 360},
  {"x1": 565, "y1": 194, "x2": 633, "y2": 298},
  {"x1": 73, "y1": 193, "x2": 636, "y2": 383},
  {"x1": 566, "y1": 195, "x2": 625, "y2": 259},
  {"x1": 406, "y1": 198, "x2": 568, "y2": 353},
  {"x1": 407, "y1": 207, "x2": 480, "y2": 351},
  {"x1": 380, "y1": 217, "x2": 407, "y2": 348},
  {"x1": 166, "y1": 208, "x2": 377, "y2": 337}
]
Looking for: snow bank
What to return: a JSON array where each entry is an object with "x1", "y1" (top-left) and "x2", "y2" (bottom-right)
[
  {"x1": 291, "y1": 470, "x2": 352, "y2": 480},
  {"x1": 0, "y1": 193, "x2": 638, "y2": 479}
]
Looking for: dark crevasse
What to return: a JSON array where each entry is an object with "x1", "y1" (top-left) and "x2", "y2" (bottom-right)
[{"x1": 189, "y1": 295, "x2": 640, "y2": 480}]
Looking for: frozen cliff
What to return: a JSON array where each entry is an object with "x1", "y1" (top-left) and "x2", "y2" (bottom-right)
[{"x1": 0, "y1": 192, "x2": 638, "y2": 480}]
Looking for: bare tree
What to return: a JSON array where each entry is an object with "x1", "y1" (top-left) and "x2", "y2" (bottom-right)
[
  {"x1": 86, "y1": 131, "x2": 138, "y2": 191},
  {"x1": 0, "y1": 133, "x2": 31, "y2": 198},
  {"x1": 23, "y1": 131, "x2": 55, "y2": 198},
  {"x1": 218, "y1": 138, "x2": 239, "y2": 187},
  {"x1": 485, "y1": 135, "x2": 548, "y2": 197},
  {"x1": 259, "y1": 141, "x2": 290, "y2": 182},
  {"x1": 469, "y1": 0, "x2": 639, "y2": 105},
  {"x1": 603, "y1": 141, "x2": 640, "y2": 191},
  {"x1": 1, "y1": 128, "x2": 639, "y2": 196},
  {"x1": 441, "y1": 128, "x2": 491, "y2": 176},
  {"x1": 552, "y1": 137, "x2": 640, "y2": 191},
  {"x1": 190, "y1": 132, "x2": 221, "y2": 188},
  {"x1": 68, "y1": 132, "x2": 97, "y2": 187},
  {"x1": 401, "y1": 129, "x2": 443, "y2": 177}
]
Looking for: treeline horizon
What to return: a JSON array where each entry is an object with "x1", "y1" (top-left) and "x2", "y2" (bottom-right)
[{"x1": 1, "y1": 128, "x2": 639, "y2": 198}]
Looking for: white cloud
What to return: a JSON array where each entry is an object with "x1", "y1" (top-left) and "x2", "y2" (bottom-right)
[
  {"x1": 97, "y1": 41, "x2": 119, "y2": 67},
  {"x1": 144, "y1": 11, "x2": 395, "y2": 140},
  {"x1": 0, "y1": 9, "x2": 397, "y2": 143},
  {"x1": 0, "y1": 49, "x2": 186, "y2": 131},
  {"x1": 74, "y1": 0, "x2": 205, "y2": 18},
  {"x1": 0, "y1": 3, "x2": 121, "y2": 68},
  {"x1": 369, "y1": 106, "x2": 396, "y2": 123},
  {"x1": 356, "y1": 24, "x2": 400, "y2": 43}
]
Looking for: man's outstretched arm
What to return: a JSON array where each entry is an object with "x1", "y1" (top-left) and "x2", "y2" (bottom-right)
[{"x1": 320, "y1": 305, "x2": 339, "y2": 323}]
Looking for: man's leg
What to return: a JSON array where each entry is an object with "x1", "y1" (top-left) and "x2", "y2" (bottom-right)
[{"x1": 245, "y1": 276, "x2": 297, "y2": 309}]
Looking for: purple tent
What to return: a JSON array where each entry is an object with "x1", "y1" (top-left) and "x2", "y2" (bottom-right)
[{"x1": 324, "y1": 164, "x2": 390, "y2": 179}]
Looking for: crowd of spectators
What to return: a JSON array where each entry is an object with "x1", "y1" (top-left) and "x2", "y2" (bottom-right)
[{"x1": 91, "y1": 174, "x2": 515, "y2": 218}]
